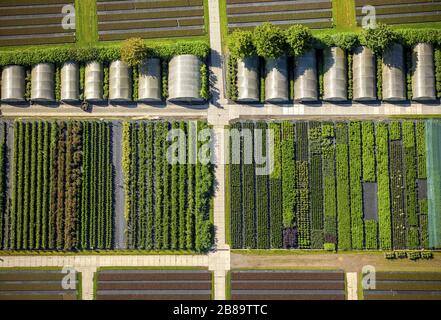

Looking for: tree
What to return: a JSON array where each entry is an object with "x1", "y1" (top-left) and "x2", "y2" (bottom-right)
[
  {"x1": 228, "y1": 30, "x2": 255, "y2": 59},
  {"x1": 252, "y1": 23, "x2": 286, "y2": 58},
  {"x1": 285, "y1": 25, "x2": 312, "y2": 56}
]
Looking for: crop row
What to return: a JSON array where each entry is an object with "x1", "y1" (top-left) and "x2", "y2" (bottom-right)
[{"x1": 230, "y1": 120, "x2": 429, "y2": 250}]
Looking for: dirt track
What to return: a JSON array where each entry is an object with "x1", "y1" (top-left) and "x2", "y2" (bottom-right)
[{"x1": 231, "y1": 252, "x2": 441, "y2": 272}]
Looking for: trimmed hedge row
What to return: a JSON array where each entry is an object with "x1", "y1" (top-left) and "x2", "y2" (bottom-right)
[{"x1": 0, "y1": 123, "x2": 6, "y2": 249}]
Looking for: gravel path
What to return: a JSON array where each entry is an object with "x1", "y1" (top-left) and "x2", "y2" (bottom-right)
[{"x1": 112, "y1": 121, "x2": 126, "y2": 249}]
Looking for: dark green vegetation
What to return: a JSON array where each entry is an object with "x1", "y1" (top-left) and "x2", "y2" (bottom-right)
[
  {"x1": 229, "y1": 120, "x2": 429, "y2": 251},
  {"x1": 1, "y1": 121, "x2": 113, "y2": 251},
  {"x1": 0, "y1": 269, "x2": 80, "y2": 300},
  {"x1": 122, "y1": 121, "x2": 214, "y2": 252}
]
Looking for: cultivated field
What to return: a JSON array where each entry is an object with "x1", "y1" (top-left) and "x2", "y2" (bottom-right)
[
  {"x1": 0, "y1": 269, "x2": 80, "y2": 300},
  {"x1": 95, "y1": 269, "x2": 212, "y2": 300},
  {"x1": 229, "y1": 120, "x2": 429, "y2": 251},
  {"x1": 363, "y1": 271, "x2": 441, "y2": 300},
  {"x1": 355, "y1": 0, "x2": 441, "y2": 26},
  {"x1": 0, "y1": 0, "x2": 76, "y2": 47},
  {"x1": 229, "y1": 269, "x2": 345, "y2": 300},
  {"x1": 225, "y1": 0, "x2": 333, "y2": 32}
]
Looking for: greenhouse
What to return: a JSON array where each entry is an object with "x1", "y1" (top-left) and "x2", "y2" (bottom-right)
[
  {"x1": 236, "y1": 56, "x2": 259, "y2": 102},
  {"x1": 84, "y1": 61, "x2": 104, "y2": 102},
  {"x1": 31, "y1": 63, "x2": 54, "y2": 102},
  {"x1": 323, "y1": 47, "x2": 347, "y2": 101},
  {"x1": 265, "y1": 56, "x2": 289, "y2": 102},
  {"x1": 412, "y1": 43, "x2": 436, "y2": 101},
  {"x1": 353, "y1": 46, "x2": 376, "y2": 101},
  {"x1": 61, "y1": 62, "x2": 79, "y2": 102},
  {"x1": 168, "y1": 55, "x2": 202, "y2": 102},
  {"x1": 1, "y1": 65, "x2": 25, "y2": 102},
  {"x1": 382, "y1": 43, "x2": 406, "y2": 101},
  {"x1": 138, "y1": 58, "x2": 161, "y2": 102},
  {"x1": 294, "y1": 49, "x2": 318, "y2": 102}
]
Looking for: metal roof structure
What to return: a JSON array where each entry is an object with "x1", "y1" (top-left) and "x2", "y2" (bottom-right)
[
  {"x1": 31, "y1": 63, "x2": 55, "y2": 102},
  {"x1": 237, "y1": 56, "x2": 259, "y2": 102},
  {"x1": 138, "y1": 58, "x2": 162, "y2": 102},
  {"x1": 168, "y1": 55, "x2": 203, "y2": 103},
  {"x1": 265, "y1": 56, "x2": 289, "y2": 102}
]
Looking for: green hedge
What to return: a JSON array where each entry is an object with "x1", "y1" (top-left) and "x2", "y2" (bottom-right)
[
  {"x1": 349, "y1": 121, "x2": 364, "y2": 250},
  {"x1": 322, "y1": 122, "x2": 337, "y2": 245},
  {"x1": 309, "y1": 122, "x2": 324, "y2": 248},
  {"x1": 296, "y1": 122, "x2": 310, "y2": 248},
  {"x1": 436, "y1": 46, "x2": 441, "y2": 98},
  {"x1": 230, "y1": 122, "x2": 243, "y2": 249},
  {"x1": 281, "y1": 121, "x2": 296, "y2": 228},
  {"x1": 365, "y1": 220, "x2": 378, "y2": 250},
  {"x1": 269, "y1": 122, "x2": 283, "y2": 248},
  {"x1": 256, "y1": 122, "x2": 270, "y2": 249},
  {"x1": 416, "y1": 121, "x2": 427, "y2": 179},
  {"x1": 376, "y1": 122, "x2": 392, "y2": 250},
  {"x1": 242, "y1": 122, "x2": 256, "y2": 249},
  {"x1": 336, "y1": 123, "x2": 351, "y2": 250},
  {"x1": 402, "y1": 121, "x2": 419, "y2": 249}
]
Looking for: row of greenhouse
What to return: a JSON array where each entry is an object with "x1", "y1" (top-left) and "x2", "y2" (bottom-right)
[
  {"x1": 0, "y1": 55, "x2": 205, "y2": 103},
  {"x1": 232, "y1": 43, "x2": 439, "y2": 103}
]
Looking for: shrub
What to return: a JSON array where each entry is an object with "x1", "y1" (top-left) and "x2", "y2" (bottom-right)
[
  {"x1": 121, "y1": 38, "x2": 147, "y2": 67},
  {"x1": 365, "y1": 220, "x2": 378, "y2": 249},
  {"x1": 376, "y1": 122, "x2": 392, "y2": 250},
  {"x1": 324, "y1": 242, "x2": 336, "y2": 252},
  {"x1": 416, "y1": 121, "x2": 426, "y2": 179},
  {"x1": 199, "y1": 63, "x2": 209, "y2": 100},
  {"x1": 336, "y1": 123, "x2": 351, "y2": 250},
  {"x1": 360, "y1": 23, "x2": 398, "y2": 54},
  {"x1": 436, "y1": 47, "x2": 441, "y2": 98},
  {"x1": 315, "y1": 32, "x2": 358, "y2": 50},
  {"x1": 285, "y1": 24, "x2": 312, "y2": 56},
  {"x1": 384, "y1": 252, "x2": 396, "y2": 259},
  {"x1": 269, "y1": 122, "x2": 283, "y2": 248},
  {"x1": 228, "y1": 30, "x2": 255, "y2": 59},
  {"x1": 407, "y1": 251, "x2": 421, "y2": 261},
  {"x1": 362, "y1": 121, "x2": 376, "y2": 182},
  {"x1": 252, "y1": 23, "x2": 286, "y2": 58},
  {"x1": 395, "y1": 251, "x2": 407, "y2": 259},
  {"x1": 349, "y1": 121, "x2": 364, "y2": 249},
  {"x1": 421, "y1": 251, "x2": 433, "y2": 259}
]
